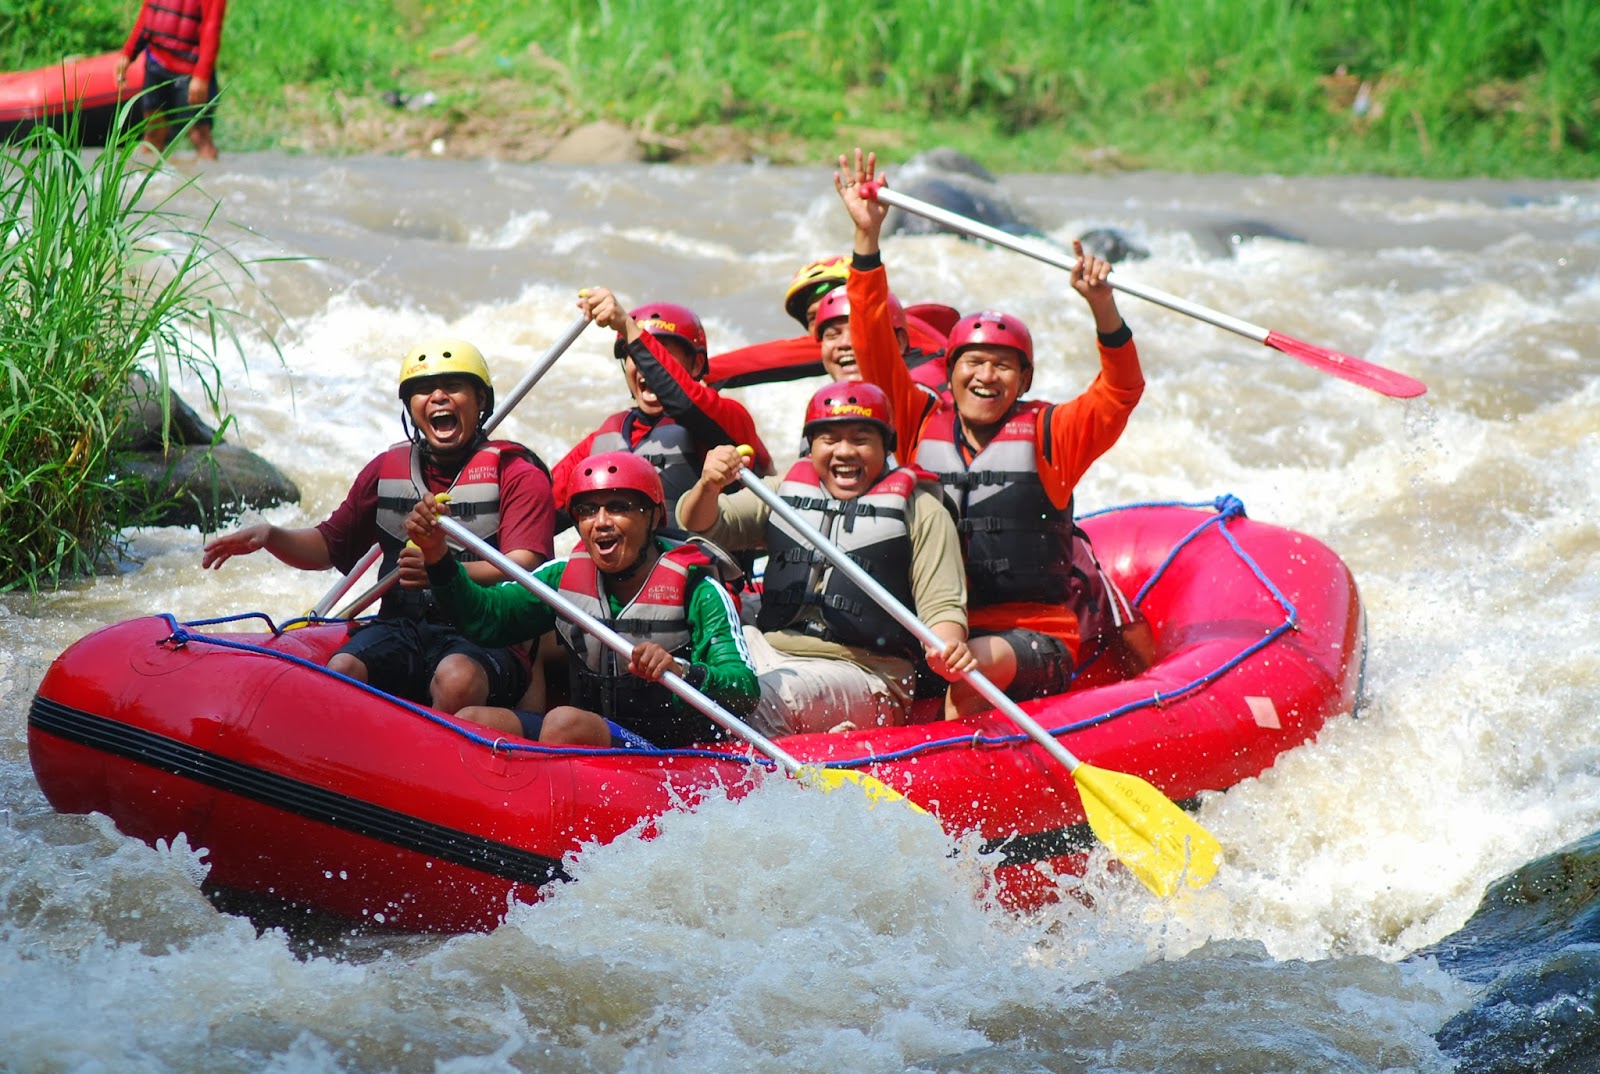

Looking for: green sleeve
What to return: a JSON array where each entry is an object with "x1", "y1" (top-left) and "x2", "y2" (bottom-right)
[
  {"x1": 681, "y1": 575, "x2": 761, "y2": 716},
  {"x1": 428, "y1": 556, "x2": 563, "y2": 647}
]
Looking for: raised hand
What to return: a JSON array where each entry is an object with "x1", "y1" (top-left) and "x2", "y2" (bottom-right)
[{"x1": 835, "y1": 147, "x2": 889, "y2": 253}]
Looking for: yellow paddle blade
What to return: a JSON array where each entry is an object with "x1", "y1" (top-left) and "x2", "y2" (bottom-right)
[
  {"x1": 795, "y1": 764, "x2": 929, "y2": 814},
  {"x1": 1074, "y1": 763, "x2": 1222, "y2": 896}
]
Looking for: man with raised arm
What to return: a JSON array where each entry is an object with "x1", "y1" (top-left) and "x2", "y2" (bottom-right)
[
  {"x1": 837, "y1": 148, "x2": 1151, "y2": 716},
  {"x1": 551, "y1": 288, "x2": 774, "y2": 522}
]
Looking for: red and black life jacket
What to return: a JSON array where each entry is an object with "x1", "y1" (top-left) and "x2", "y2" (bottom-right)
[
  {"x1": 553, "y1": 539, "x2": 726, "y2": 747},
  {"x1": 754, "y1": 461, "x2": 921, "y2": 658},
  {"x1": 372, "y1": 439, "x2": 540, "y2": 621},
  {"x1": 915, "y1": 401, "x2": 1122, "y2": 639}
]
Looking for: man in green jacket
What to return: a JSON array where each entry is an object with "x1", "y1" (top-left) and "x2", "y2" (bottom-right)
[{"x1": 404, "y1": 451, "x2": 757, "y2": 749}]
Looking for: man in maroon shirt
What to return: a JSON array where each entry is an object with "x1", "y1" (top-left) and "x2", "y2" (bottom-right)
[
  {"x1": 114, "y1": 0, "x2": 227, "y2": 159},
  {"x1": 202, "y1": 338, "x2": 556, "y2": 713}
]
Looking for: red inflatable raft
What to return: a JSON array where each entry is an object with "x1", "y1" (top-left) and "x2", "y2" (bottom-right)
[
  {"x1": 0, "y1": 51, "x2": 140, "y2": 142},
  {"x1": 28, "y1": 499, "x2": 1364, "y2": 932}
]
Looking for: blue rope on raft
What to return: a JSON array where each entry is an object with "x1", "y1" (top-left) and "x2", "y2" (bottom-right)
[
  {"x1": 825, "y1": 494, "x2": 1302, "y2": 769},
  {"x1": 155, "y1": 494, "x2": 1293, "y2": 777},
  {"x1": 153, "y1": 613, "x2": 774, "y2": 771}
]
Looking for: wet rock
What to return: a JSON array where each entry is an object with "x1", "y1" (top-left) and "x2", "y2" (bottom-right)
[
  {"x1": 1414, "y1": 829, "x2": 1600, "y2": 1072},
  {"x1": 1079, "y1": 227, "x2": 1150, "y2": 263},
  {"x1": 884, "y1": 147, "x2": 1041, "y2": 239},
  {"x1": 116, "y1": 370, "x2": 219, "y2": 451},
  {"x1": 883, "y1": 147, "x2": 1147, "y2": 265},
  {"x1": 1195, "y1": 218, "x2": 1309, "y2": 258},
  {"x1": 112, "y1": 372, "x2": 300, "y2": 529},
  {"x1": 114, "y1": 443, "x2": 302, "y2": 531},
  {"x1": 543, "y1": 121, "x2": 645, "y2": 164}
]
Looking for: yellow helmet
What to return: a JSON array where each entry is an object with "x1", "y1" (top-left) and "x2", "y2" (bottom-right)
[
  {"x1": 397, "y1": 338, "x2": 494, "y2": 413},
  {"x1": 782, "y1": 255, "x2": 849, "y2": 328}
]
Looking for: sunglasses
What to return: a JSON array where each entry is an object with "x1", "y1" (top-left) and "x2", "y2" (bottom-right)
[{"x1": 571, "y1": 498, "x2": 651, "y2": 521}]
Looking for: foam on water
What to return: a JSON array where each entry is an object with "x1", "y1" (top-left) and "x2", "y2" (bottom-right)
[{"x1": 3, "y1": 156, "x2": 1598, "y2": 1070}]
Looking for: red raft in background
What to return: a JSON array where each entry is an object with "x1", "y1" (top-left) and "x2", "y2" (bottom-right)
[
  {"x1": 0, "y1": 51, "x2": 141, "y2": 142},
  {"x1": 706, "y1": 302, "x2": 959, "y2": 389},
  {"x1": 28, "y1": 498, "x2": 1365, "y2": 932}
]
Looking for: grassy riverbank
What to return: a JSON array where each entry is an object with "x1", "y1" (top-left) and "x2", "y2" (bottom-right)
[{"x1": 6, "y1": 0, "x2": 1598, "y2": 178}]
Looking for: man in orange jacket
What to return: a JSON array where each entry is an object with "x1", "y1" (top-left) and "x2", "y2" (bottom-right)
[
  {"x1": 114, "y1": 0, "x2": 227, "y2": 159},
  {"x1": 837, "y1": 149, "x2": 1152, "y2": 716}
]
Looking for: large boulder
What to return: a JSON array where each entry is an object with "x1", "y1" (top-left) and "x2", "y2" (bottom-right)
[
  {"x1": 883, "y1": 147, "x2": 1148, "y2": 263},
  {"x1": 1412, "y1": 829, "x2": 1600, "y2": 1072},
  {"x1": 114, "y1": 372, "x2": 300, "y2": 529},
  {"x1": 884, "y1": 148, "x2": 1041, "y2": 239}
]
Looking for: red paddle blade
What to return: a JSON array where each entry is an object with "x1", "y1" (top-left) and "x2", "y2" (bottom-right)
[{"x1": 1264, "y1": 331, "x2": 1427, "y2": 399}]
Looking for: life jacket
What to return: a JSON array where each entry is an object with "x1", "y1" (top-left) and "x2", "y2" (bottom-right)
[
  {"x1": 755, "y1": 461, "x2": 921, "y2": 658},
  {"x1": 915, "y1": 401, "x2": 1121, "y2": 639},
  {"x1": 553, "y1": 539, "x2": 722, "y2": 747},
  {"x1": 372, "y1": 439, "x2": 539, "y2": 621},
  {"x1": 589, "y1": 411, "x2": 700, "y2": 512},
  {"x1": 140, "y1": 0, "x2": 204, "y2": 68}
]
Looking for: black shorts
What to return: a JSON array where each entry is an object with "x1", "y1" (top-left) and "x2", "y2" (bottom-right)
[
  {"x1": 336, "y1": 619, "x2": 529, "y2": 708},
  {"x1": 977, "y1": 628, "x2": 1073, "y2": 701},
  {"x1": 139, "y1": 54, "x2": 220, "y2": 126}
]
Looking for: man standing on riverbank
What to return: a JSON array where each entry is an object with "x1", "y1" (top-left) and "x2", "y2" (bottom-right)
[{"x1": 113, "y1": 0, "x2": 227, "y2": 160}]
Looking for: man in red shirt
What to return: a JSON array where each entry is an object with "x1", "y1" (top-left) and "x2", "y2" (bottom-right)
[
  {"x1": 201, "y1": 338, "x2": 556, "y2": 714},
  {"x1": 114, "y1": 0, "x2": 227, "y2": 159},
  {"x1": 551, "y1": 288, "x2": 775, "y2": 524},
  {"x1": 837, "y1": 149, "x2": 1151, "y2": 716}
]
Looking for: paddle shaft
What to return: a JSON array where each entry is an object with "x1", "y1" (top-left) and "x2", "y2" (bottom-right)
[
  {"x1": 869, "y1": 183, "x2": 1272, "y2": 341},
  {"x1": 315, "y1": 316, "x2": 590, "y2": 618},
  {"x1": 735, "y1": 469, "x2": 1083, "y2": 775},
  {"x1": 864, "y1": 182, "x2": 1427, "y2": 399},
  {"x1": 310, "y1": 543, "x2": 381, "y2": 617},
  {"x1": 433, "y1": 515, "x2": 806, "y2": 776}
]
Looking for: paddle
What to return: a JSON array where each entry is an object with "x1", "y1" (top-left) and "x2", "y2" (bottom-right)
[
  {"x1": 306, "y1": 315, "x2": 591, "y2": 620},
  {"x1": 861, "y1": 180, "x2": 1427, "y2": 400},
  {"x1": 732, "y1": 451, "x2": 1221, "y2": 896},
  {"x1": 429, "y1": 512, "x2": 925, "y2": 812}
]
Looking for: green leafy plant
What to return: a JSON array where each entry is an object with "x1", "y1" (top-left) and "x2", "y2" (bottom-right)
[{"x1": 0, "y1": 109, "x2": 279, "y2": 591}]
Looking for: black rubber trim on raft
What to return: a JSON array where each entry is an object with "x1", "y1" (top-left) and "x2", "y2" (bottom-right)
[{"x1": 28, "y1": 696, "x2": 570, "y2": 889}]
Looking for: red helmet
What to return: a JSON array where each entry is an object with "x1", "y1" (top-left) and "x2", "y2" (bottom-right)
[
  {"x1": 615, "y1": 301, "x2": 708, "y2": 373},
  {"x1": 947, "y1": 310, "x2": 1034, "y2": 367},
  {"x1": 783, "y1": 255, "x2": 849, "y2": 327},
  {"x1": 801, "y1": 381, "x2": 896, "y2": 450},
  {"x1": 565, "y1": 451, "x2": 665, "y2": 517},
  {"x1": 811, "y1": 288, "x2": 908, "y2": 341}
]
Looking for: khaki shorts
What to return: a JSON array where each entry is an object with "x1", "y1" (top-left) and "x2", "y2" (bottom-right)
[{"x1": 741, "y1": 626, "x2": 906, "y2": 737}]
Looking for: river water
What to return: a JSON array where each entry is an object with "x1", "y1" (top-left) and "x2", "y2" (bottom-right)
[{"x1": 2, "y1": 155, "x2": 1598, "y2": 1072}]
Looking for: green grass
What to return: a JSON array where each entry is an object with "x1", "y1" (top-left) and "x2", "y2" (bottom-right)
[
  {"x1": 0, "y1": 112, "x2": 276, "y2": 591},
  {"x1": 4, "y1": 0, "x2": 1596, "y2": 176}
]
